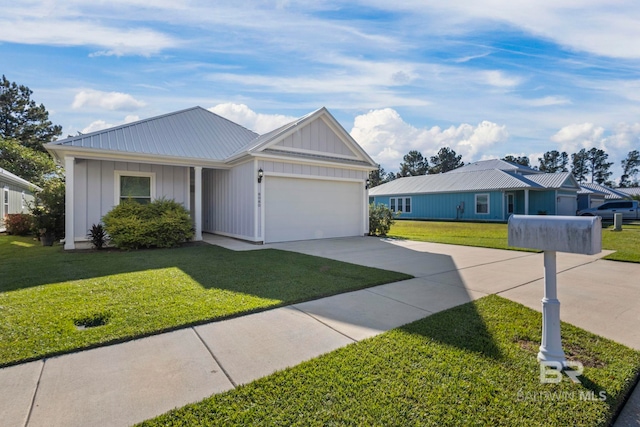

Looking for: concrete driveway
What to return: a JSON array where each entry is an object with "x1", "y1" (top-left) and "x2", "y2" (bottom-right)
[{"x1": 2, "y1": 235, "x2": 639, "y2": 427}]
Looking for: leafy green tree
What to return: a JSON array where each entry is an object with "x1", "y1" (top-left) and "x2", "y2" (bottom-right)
[
  {"x1": 502, "y1": 155, "x2": 531, "y2": 167},
  {"x1": 398, "y1": 150, "x2": 429, "y2": 177},
  {"x1": 586, "y1": 147, "x2": 613, "y2": 184},
  {"x1": 0, "y1": 75, "x2": 62, "y2": 152},
  {"x1": 620, "y1": 150, "x2": 640, "y2": 187},
  {"x1": 571, "y1": 149, "x2": 589, "y2": 183},
  {"x1": 429, "y1": 147, "x2": 464, "y2": 174},
  {"x1": 29, "y1": 176, "x2": 65, "y2": 240},
  {"x1": 538, "y1": 150, "x2": 568, "y2": 173},
  {"x1": 0, "y1": 137, "x2": 57, "y2": 186}
]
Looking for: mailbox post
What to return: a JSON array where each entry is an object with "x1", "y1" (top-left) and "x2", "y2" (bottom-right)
[{"x1": 508, "y1": 215, "x2": 601, "y2": 365}]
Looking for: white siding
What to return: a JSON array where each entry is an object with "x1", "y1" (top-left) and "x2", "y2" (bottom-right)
[
  {"x1": 202, "y1": 161, "x2": 256, "y2": 240},
  {"x1": 0, "y1": 178, "x2": 35, "y2": 230},
  {"x1": 72, "y1": 159, "x2": 189, "y2": 241},
  {"x1": 273, "y1": 117, "x2": 358, "y2": 158}
]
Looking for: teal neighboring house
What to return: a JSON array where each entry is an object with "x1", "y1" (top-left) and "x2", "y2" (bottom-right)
[{"x1": 368, "y1": 159, "x2": 580, "y2": 221}]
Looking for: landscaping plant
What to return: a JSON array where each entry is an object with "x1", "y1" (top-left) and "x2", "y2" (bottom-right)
[
  {"x1": 102, "y1": 198, "x2": 194, "y2": 249},
  {"x1": 3, "y1": 213, "x2": 33, "y2": 235},
  {"x1": 369, "y1": 202, "x2": 398, "y2": 236}
]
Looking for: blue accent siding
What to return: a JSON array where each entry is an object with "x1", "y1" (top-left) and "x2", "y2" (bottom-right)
[
  {"x1": 529, "y1": 191, "x2": 556, "y2": 215},
  {"x1": 372, "y1": 191, "x2": 506, "y2": 221}
]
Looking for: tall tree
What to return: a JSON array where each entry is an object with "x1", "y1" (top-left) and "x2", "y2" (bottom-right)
[
  {"x1": 398, "y1": 150, "x2": 429, "y2": 177},
  {"x1": 538, "y1": 150, "x2": 569, "y2": 173},
  {"x1": 429, "y1": 147, "x2": 464, "y2": 174},
  {"x1": 571, "y1": 149, "x2": 589, "y2": 183},
  {"x1": 620, "y1": 150, "x2": 640, "y2": 187},
  {"x1": 502, "y1": 155, "x2": 531, "y2": 167},
  {"x1": 0, "y1": 75, "x2": 62, "y2": 152},
  {"x1": 368, "y1": 164, "x2": 389, "y2": 188},
  {"x1": 0, "y1": 137, "x2": 58, "y2": 185},
  {"x1": 586, "y1": 147, "x2": 613, "y2": 184}
]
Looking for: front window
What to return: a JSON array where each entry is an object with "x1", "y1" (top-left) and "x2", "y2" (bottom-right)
[
  {"x1": 390, "y1": 197, "x2": 411, "y2": 213},
  {"x1": 476, "y1": 194, "x2": 489, "y2": 214},
  {"x1": 115, "y1": 171, "x2": 155, "y2": 205}
]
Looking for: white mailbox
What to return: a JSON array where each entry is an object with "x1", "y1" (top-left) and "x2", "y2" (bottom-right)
[
  {"x1": 507, "y1": 215, "x2": 602, "y2": 365},
  {"x1": 508, "y1": 215, "x2": 601, "y2": 255}
]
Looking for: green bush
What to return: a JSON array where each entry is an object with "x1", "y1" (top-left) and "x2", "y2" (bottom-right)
[
  {"x1": 29, "y1": 177, "x2": 65, "y2": 240},
  {"x1": 102, "y1": 198, "x2": 194, "y2": 250},
  {"x1": 369, "y1": 202, "x2": 398, "y2": 236},
  {"x1": 4, "y1": 213, "x2": 33, "y2": 235}
]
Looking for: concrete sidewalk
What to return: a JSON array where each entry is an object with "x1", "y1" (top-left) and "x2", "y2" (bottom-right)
[{"x1": 1, "y1": 236, "x2": 639, "y2": 426}]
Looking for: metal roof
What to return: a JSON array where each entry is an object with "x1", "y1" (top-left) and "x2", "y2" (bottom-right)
[
  {"x1": 369, "y1": 169, "x2": 542, "y2": 196},
  {"x1": 526, "y1": 172, "x2": 577, "y2": 189},
  {"x1": 618, "y1": 187, "x2": 640, "y2": 197},
  {"x1": 48, "y1": 107, "x2": 259, "y2": 161},
  {"x1": 448, "y1": 159, "x2": 541, "y2": 175},
  {"x1": 579, "y1": 183, "x2": 630, "y2": 199},
  {"x1": 0, "y1": 167, "x2": 40, "y2": 190}
]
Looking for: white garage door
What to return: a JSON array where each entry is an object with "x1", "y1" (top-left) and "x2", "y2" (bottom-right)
[
  {"x1": 557, "y1": 196, "x2": 577, "y2": 216},
  {"x1": 264, "y1": 177, "x2": 363, "y2": 243}
]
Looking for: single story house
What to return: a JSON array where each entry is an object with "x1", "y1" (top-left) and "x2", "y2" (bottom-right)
[
  {"x1": 577, "y1": 182, "x2": 631, "y2": 210},
  {"x1": 0, "y1": 167, "x2": 39, "y2": 232},
  {"x1": 45, "y1": 107, "x2": 377, "y2": 249},
  {"x1": 368, "y1": 159, "x2": 580, "y2": 221}
]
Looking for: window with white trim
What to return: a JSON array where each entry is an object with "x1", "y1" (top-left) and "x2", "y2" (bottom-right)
[
  {"x1": 475, "y1": 193, "x2": 489, "y2": 214},
  {"x1": 390, "y1": 197, "x2": 411, "y2": 213},
  {"x1": 115, "y1": 171, "x2": 155, "y2": 205}
]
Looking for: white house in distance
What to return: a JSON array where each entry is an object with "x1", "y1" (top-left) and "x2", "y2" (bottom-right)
[
  {"x1": 0, "y1": 167, "x2": 39, "y2": 232},
  {"x1": 45, "y1": 107, "x2": 377, "y2": 249}
]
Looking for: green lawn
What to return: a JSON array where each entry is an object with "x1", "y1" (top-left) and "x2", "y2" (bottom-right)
[
  {"x1": 0, "y1": 235, "x2": 411, "y2": 367},
  {"x1": 388, "y1": 220, "x2": 640, "y2": 262},
  {"x1": 139, "y1": 296, "x2": 640, "y2": 426}
]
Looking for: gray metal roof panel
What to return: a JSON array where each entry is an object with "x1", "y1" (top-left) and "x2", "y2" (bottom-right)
[
  {"x1": 526, "y1": 172, "x2": 576, "y2": 189},
  {"x1": 580, "y1": 183, "x2": 630, "y2": 199},
  {"x1": 369, "y1": 169, "x2": 538, "y2": 196},
  {"x1": 618, "y1": 187, "x2": 640, "y2": 196},
  {"x1": 50, "y1": 107, "x2": 259, "y2": 161}
]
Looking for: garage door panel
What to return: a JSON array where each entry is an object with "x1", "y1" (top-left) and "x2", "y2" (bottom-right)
[
  {"x1": 557, "y1": 196, "x2": 577, "y2": 216},
  {"x1": 265, "y1": 177, "x2": 362, "y2": 243}
]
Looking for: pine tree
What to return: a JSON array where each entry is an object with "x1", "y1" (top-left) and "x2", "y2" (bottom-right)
[
  {"x1": 571, "y1": 149, "x2": 589, "y2": 183},
  {"x1": 502, "y1": 155, "x2": 531, "y2": 167},
  {"x1": 538, "y1": 150, "x2": 568, "y2": 173},
  {"x1": 586, "y1": 148, "x2": 613, "y2": 184},
  {"x1": 620, "y1": 150, "x2": 640, "y2": 187},
  {"x1": 429, "y1": 147, "x2": 464, "y2": 174},
  {"x1": 0, "y1": 75, "x2": 62, "y2": 152},
  {"x1": 398, "y1": 150, "x2": 429, "y2": 177}
]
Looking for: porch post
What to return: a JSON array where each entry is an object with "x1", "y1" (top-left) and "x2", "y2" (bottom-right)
[
  {"x1": 64, "y1": 156, "x2": 75, "y2": 250},
  {"x1": 524, "y1": 189, "x2": 530, "y2": 215},
  {"x1": 194, "y1": 166, "x2": 202, "y2": 241}
]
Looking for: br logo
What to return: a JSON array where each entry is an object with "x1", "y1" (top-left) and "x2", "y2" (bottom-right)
[{"x1": 539, "y1": 361, "x2": 583, "y2": 384}]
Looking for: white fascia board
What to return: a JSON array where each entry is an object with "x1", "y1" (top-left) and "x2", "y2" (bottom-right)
[
  {"x1": 45, "y1": 145, "x2": 230, "y2": 169},
  {"x1": 251, "y1": 152, "x2": 377, "y2": 172}
]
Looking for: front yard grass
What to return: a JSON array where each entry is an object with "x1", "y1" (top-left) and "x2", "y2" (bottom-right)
[
  {"x1": 0, "y1": 235, "x2": 411, "y2": 367},
  {"x1": 388, "y1": 220, "x2": 640, "y2": 263},
  {"x1": 139, "y1": 295, "x2": 640, "y2": 426}
]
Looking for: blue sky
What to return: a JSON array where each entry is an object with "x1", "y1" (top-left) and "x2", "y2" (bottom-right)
[{"x1": 2, "y1": 1, "x2": 640, "y2": 180}]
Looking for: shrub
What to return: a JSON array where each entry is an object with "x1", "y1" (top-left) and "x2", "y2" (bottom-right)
[
  {"x1": 102, "y1": 198, "x2": 193, "y2": 250},
  {"x1": 29, "y1": 177, "x2": 65, "y2": 240},
  {"x1": 87, "y1": 223, "x2": 108, "y2": 250},
  {"x1": 4, "y1": 213, "x2": 33, "y2": 235},
  {"x1": 369, "y1": 202, "x2": 398, "y2": 236}
]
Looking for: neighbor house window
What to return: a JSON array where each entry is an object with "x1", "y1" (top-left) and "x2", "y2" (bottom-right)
[
  {"x1": 475, "y1": 194, "x2": 489, "y2": 214},
  {"x1": 115, "y1": 171, "x2": 155, "y2": 205},
  {"x1": 390, "y1": 197, "x2": 411, "y2": 213}
]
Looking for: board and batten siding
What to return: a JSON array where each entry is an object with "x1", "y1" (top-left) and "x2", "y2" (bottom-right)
[
  {"x1": 0, "y1": 177, "x2": 35, "y2": 230},
  {"x1": 72, "y1": 159, "x2": 189, "y2": 241},
  {"x1": 372, "y1": 191, "x2": 505, "y2": 221},
  {"x1": 528, "y1": 191, "x2": 556, "y2": 215},
  {"x1": 258, "y1": 160, "x2": 367, "y2": 180},
  {"x1": 273, "y1": 117, "x2": 358, "y2": 158},
  {"x1": 202, "y1": 161, "x2": 256, "y2": 241}
]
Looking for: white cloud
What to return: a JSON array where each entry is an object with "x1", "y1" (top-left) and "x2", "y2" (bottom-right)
[
  {"x1": 481, "y1": 70, "x2": 522, "y2": 88},
  {"x1": 350, "y1": 108, "x2": 509, "y2": 172},
  {"x1": 72, "y1": 90, "x2": 146, "y2": 111},
  {"x1": 81, "y1": 114, "x2": 141, "y2": 134},
  {"x1": 208, "y1": 103, "x2": 296, "y2": 134},
  {"x1": 523, "y1": 96, "x2": 571, "y2": 107},
  {"x1": 550, "y1": 123, "x2": 606, "y2": 151}
]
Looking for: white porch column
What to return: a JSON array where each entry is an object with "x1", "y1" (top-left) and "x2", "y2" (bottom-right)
[
  {"x1": 524, "y1": 189, "x2": 530, "y2": 215},
  {"x1": 194, "y1": 166, "x2": 202, "y2": 241},
  {"x1": 64, "y1": 156, "x2": 75, "y2": 250}
]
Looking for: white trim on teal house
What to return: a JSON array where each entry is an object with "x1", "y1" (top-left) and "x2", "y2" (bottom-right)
[
  {"x1": 46, "y1": 107, "x2": 377, "y2": 249},
  {"x1": 369, "y1": 160, "x2": 580, "y2": 221},
  {"x1": 0, "y1": 168, "x2": 40, "y2": 232}
]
